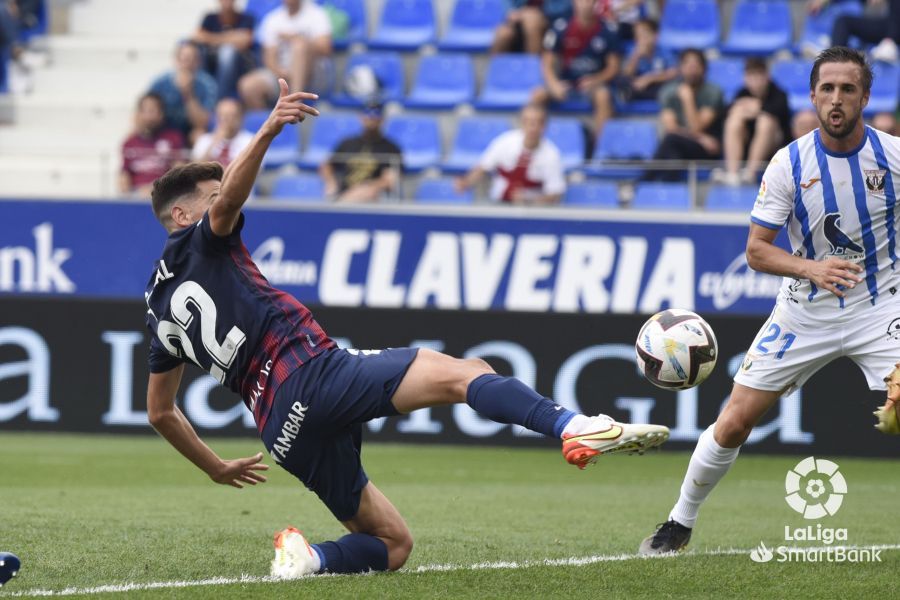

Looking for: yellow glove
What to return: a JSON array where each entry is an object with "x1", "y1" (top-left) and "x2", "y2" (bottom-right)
[{"x1": 875, "y1": 363, "x2": 900, "y2": 435}]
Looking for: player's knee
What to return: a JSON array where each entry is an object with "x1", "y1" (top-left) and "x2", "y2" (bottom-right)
[
  {"x1": 385, "y1": 529, "x2": 413, "y2": 571},
  {"x1": 714, "y1": 414, "x2": 752, "y2": 447}
]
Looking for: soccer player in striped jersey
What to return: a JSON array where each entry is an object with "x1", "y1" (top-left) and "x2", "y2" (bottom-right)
[
  {"x1": 640, "y1": 47, "x2": 900, "y2": 555},
  {"x1": 144, "y1": 78, "x2": 670, "y2": 577}
]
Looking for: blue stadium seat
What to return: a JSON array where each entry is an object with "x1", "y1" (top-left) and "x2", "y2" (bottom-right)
[
  {"x1": 721, "y1": 0, "x2": 792, "y2": 56},
  {"x1": 588, "y1": 119, "x2": 658, "y2": 179},
  {"x1": 244, "y1": 110, "x2": 301, "y2": 168},
  {"x1": 271, "y1": 174, "x2": 326, "y2": 201},
  {"x1": 405, "y1": 53, "x2": 475, "y2": 109},
  {"x1": 865, "y1": 62, "x2": 900, "y2": 115},
  {"x1": 384, "y1": 115, "x2": 442, "y2": 172},
  {"x1": 416, "y1": 178, "x2": 474, "y2": 204},
  {"x1": 632, "y1": 182, "x2": 691, "y2": 210},
  {"x1": 770, "y1": 59, "x2": 814, "y2": 113},
  {"x1": 0, "y1": 48, "x2": 8, "y2": 94},
  {"x1": 297, "y1": 113, "x2": 363, "y2": 169},
  {"x1": 544, "y1": 118, "x2": 586, "y2": 172},
  {"x1": 705, "y1": 184, "x2": 758, "y2": 212},
  {"x1": 322, "y1": 0, "x2": 368, "y2": 49},
  {"x1": 368, "y1": 0, "x2": 436, "y2": 51},
  {"x1": 442, "y1": 116, "x2": 511, "y2": 173},
  {"x1": 245, "y1": 0, "x2": 281, "y2": 24},
  {"x1": 707, "y1": 58, "x2": 745, "y2": 103},
  {"x1": 657, "y1": 0, "x2": 719, "y2": 52},
  {"x1": 331, "y1": 52, "x2": 405, "y2": 106},
  {"x1": 475, "y1": 54, "x2": 543, "y2": 110},
  {"x1": 564, "y1": 182, "x2": 620, "y2": 207},
  {"x1": 439, "y1": 0, "x2": 506, "y2": 52},
  {"x1": 798, "y1": 1, "x2": 863, "y2": 54}
]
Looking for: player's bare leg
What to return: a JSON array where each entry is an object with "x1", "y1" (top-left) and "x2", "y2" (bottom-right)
[
  {"x1": 342, "y1": 482, "x2": 413, "y2": 570},
  {"x1": 391, "y1": 348, "x2": 670, "y2": 468},
  {"x1": 639, "y1": 383, "x2": 782, "y2": 555}
]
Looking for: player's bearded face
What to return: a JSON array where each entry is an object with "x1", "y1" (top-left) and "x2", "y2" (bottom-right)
[{"x1": 812, "y1": 62, "x2": 868, "y2": 140}]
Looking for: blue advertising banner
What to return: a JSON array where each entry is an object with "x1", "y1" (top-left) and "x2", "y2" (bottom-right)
[{"x1": 0, "y1": 200, "x2": 784, "y2": 315}]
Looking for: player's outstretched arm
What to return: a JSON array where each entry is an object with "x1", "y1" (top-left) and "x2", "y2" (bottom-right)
[
  {"x1": 208, "y1": 79, "x2": 319, "y2": 237},
  {"x1": 147, "y1": 366, "x2": 269, "y2": 488},
  {"x1": 746, "y1": 223, "x2": 863, "y2": 298}
]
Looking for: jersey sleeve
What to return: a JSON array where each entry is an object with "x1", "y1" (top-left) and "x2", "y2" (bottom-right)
[
  {"x1": 750, "y1": 147, "x2": 794, "y2": 230},
  {"x1": 148, "y1": 334, "x2": 183, "y2": 374},
  {"x1": 541, "y1": 146, "x2": 566, "y2": 196},
  {"x1": 195, "y1": 211, "x2": 245, "y2": 253}
]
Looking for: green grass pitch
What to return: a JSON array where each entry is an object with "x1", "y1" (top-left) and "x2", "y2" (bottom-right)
[{"x1": 0, "y1": 432, "x2": 896, "y2": 599}]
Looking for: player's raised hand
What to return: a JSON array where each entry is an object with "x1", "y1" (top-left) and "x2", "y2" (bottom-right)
[
  {"x1": 261, "y1": 78, "x2": 319, "y2": 138},
  {"x1": 210, "y1": 452, "x2": 270, "y2": 489},
  {"x1": 805, "y1": 257, "x2": 864, "y2": 297}
]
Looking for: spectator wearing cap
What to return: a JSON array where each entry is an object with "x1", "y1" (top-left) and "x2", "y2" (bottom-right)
[
  {"x1": 191, "y1": 98, "x2": 253, "y2": 167},
  {"x1": 318, "y1": 101, "x2": 402, "y2": 203},
  {"x1": 148, "y1": 40, "x2": 219, "y2": 144},
  {"x1": 715, "y1": 57, "x2": 790, "y2": 186},
  {"x1": 193, "y1": 0, "x2": 256, "y2": 99},
  {"x1": 120, "y1": 93, "x2": 187, "y2": 197},
  {"x1": 455, "y1": 103, "x2": 565, "y2": 205}
]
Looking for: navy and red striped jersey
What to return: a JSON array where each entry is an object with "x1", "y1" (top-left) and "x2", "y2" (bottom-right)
[{"x1": 144, "y1": 212, "x2": 335, "y2": 431}]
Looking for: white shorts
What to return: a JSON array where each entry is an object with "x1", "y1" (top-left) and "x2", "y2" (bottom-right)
[{"x1": 734, "y1": 295, "x2": 900, "y2": 394}]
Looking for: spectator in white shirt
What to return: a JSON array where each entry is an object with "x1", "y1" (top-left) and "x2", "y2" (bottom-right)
[
  {"x1": 237, "y1": 0, "x2": 332, "y2": 109},
  {"x1": 191, "y1": 98, "x2": 254, "y2": 167},
  {"x1": 456, "y1": 104, "x2": 566, "y2": 205}
]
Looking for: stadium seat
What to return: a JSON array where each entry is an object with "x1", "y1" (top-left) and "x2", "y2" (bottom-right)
[
  {"x1": 405, "y1": 53, "x2": 475, "y2": 109},
  {"x1": 368, "y1": 0, "x2": 436, "y2": 51},
  {"x1": 588, "y1": 119, "x2": 658, "y2": 179},
  {"x1": 632, "y1": 182, "x2": 692, "y2": 210},
  {"x1": 244, "y1": 110, "x2": 300, "y2": 168},
  {"x1": 771, "y1": 59, "x2": 814, "y2": 113},
  {"x1": 322, "y1": 0, "x2": 368, "y2": 49},
  {"x1": 798, "y1": 1, "x2": 863, "y2": 55},
  {"x1": 330, "y1": 51, "x2": 405, "y2": 106},
  {"x1": 297, "y1": 113, "x2": 363, "y2": 169},
  {"x1": 442, "y1": 116, "x2": 511, "y2": 173},
  {"x1": 416, "y1": 178, "x2": 474, "y2": 204},
  {"x1": 544, "y1": 118, "x2": 586, "y2": 172},
  {"x1": 384, "y1": 115, "x2": 442, "y2": 172},
  {"x1": 439, "y1": 0, "x2": 506, "y2": 52},
  {"x1": 721, "y1": 0, "x2": 792, "y2": 56},
  {"x1": 475, "y1": 54, "x2": 543, "y2": 110},
  {"x1": 705, "y1": 184, "x2": 758, "y2": 211},
  {"x1": 707, "y1": 58, "x2": 745, "y2": 103},
  {"x1": 657, "y1": 0, "x2": 719, "y2": 52},
  {"x1": 564, "y1": 182, "x2": 620, "y2": 207},
  {"x1": 271, "y1": 174, "x2": 326, "y2": 201},
  {"x1": 865, "y1": 62, "x2": 900, "y2": 115},
  {"x1": 0, "y1": 48, "x2": 8, "y2": 94}
]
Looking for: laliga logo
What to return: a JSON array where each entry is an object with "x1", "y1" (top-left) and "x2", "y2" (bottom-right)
[{"x1": 784, "y1": 456, "x2": 847, "y2": 520}]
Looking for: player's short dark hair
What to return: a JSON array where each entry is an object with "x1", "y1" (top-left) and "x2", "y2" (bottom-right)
[
  {"x1": 744, "y1": 57, "x2": 767, "y2": 74},
  {"x1": 138, "y1": 92, "x2": 164, "y2": 110},
  {"x1": 151, "y1": 162, "x2": 223, "y2": 225},
  {"x1": 636, "y1": 18, "x2": 658, "y2": 33},
  {"x1": 810, "y1": 46, "x2": 872, "y2": 92},
  {"x1": 678, "y1": 48, "x2": 706, "y2": 71}
]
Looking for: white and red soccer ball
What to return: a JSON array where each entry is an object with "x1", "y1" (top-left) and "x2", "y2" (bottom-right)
[{"x1": 635, "y1": 309, "x2": 718, "y2": 390}]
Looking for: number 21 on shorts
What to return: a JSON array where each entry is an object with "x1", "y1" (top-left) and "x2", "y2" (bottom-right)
[{"x1": 755, "y1": 321, "x2": 796, "y2": 360}]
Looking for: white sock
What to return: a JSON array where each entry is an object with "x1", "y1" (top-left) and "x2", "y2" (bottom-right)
[
  {"x1": 668, "y1": 424, "x2": 741, "y2": 528},
  {"x1": 561, "y1": 414, "x2": 596, "y2": 437}
]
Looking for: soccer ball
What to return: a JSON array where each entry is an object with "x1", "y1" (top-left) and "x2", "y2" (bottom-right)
[{"x1": 635, "y1": 309, "x2": 718, "y2": 390}]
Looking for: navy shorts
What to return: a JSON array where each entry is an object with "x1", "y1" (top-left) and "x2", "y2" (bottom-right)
[{"x1": 261, "y1": 347, "x2": 418, "y2": 521}]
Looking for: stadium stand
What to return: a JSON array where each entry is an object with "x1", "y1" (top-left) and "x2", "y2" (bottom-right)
[
  {"x1": 706, "y1": 57, "x2": 745, "y2": 103},
  {"x1": 770, "y1": 58, "x2": 814, "y2": 112},
  {"x1": 563, "y1": 181, "x2": 620, "y2": 207},
  {"x1": 243, "y1": 108, "x2": 302, "y2": 168},
  {"x1": 415, "y1": 177, "x2": 474, "y2": 204},
  {"x1": 271, "y1": 172, "x2": 326, "y2": 200},
  {"x1": 474, "y1": 53, "x2": 543, "y2": 110},
  {"x1": 331, "y1": 50, "x2": 405, "y2": 106},
  {"x1": 297, "y1": 112, "x2": 364, "y2": 169},
  {"x1": 384, "y1": 115, "x2": 442, "y2": 172},
  {"x1": 544, "y1": 117, "x2": 586, "y2": 172},
  {"x1": 720, "y1": 0, "x2": 792, "y2": 56},
  {"x1": 632, "y1": 182, "x2": 692, "y2": 210},
  {"x1": 797, "y1": 0, "x2": 863, "y2": 56},
  {"x1": 323, "y1": 0, "x2": 368, "y2": 49},
  {"x1": 367, "y1": 0, "x2": 436, "y2": 51},
  {"x1": 705, "y1": 183, "x2": 758, "y2": 211},
  {"x1": 588, "y1": 118, "x2": 658, "y2": 179},
  {"x1": 866, "y1": 62, "x2": 900, "y2": 115},
  {"x1": 657, "y1": 0, "x2": 719, "y2": 52},
  {"x1": 441, "y1": 116, "x2": 511, "y2": 174},
  {"x1": 438, "y1": 0, "x2": 506, "y2": 52},
  {"x1": 405, "y1": 52, "x2": 475, "y2": 109}
]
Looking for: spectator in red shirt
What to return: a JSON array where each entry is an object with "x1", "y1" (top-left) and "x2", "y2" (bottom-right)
[{"x1": 120, "y1": 93, "x2": 187, "y2": 197}]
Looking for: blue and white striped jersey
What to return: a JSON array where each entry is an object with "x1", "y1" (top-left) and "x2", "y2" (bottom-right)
[{"x1": 751, "y1": 126, "x2": 900, "y2": 318}]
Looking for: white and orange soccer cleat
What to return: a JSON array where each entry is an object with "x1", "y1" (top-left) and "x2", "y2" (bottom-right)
[
  {"x1": 562, "y1": 416, "x2": 669, "y2": 469},
  {"x1": 271, "y1": 527, "x2": 318, "y2": 579}
]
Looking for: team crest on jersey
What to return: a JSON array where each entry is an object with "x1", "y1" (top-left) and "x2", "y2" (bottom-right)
[
  {"x1": 823, "y1": 213, "x2": 865, "y2": 262},
  {"x1": 886, "y1": 318, "x2": 900, "y2": 341},
  {"x1": 755, "y1": 179, "x2": 767, "y2": 208},
  {"x1": 865, "y1": 169, "x2": 886, "y2": 198}
]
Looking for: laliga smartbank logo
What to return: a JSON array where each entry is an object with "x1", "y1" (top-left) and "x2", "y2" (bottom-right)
[{"x1": 749, "y1": 457, "x2": 882, "y2": 564}]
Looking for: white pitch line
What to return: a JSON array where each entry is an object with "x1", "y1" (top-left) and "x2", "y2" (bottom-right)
[{"x1": 4, "y1": 544, "x2": 898, "y2": 598}]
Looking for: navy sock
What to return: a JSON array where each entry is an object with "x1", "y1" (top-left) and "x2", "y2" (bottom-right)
[
  {"x1": 312, "y1": 533, "x2": 389, "y2": 574},
  {"x1": 466, "y1": 374, "x2": 577, "y2": 438}
]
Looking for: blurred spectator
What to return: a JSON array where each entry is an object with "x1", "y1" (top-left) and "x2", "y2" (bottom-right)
[
  {"x1": 491, "y1": 0, "x2": 572, "y2": 55},
  {"x1": 237, "y1": 0, "x2": 332, "y2": 110},
  {"x1": 871, "y1": 112, "x2": 898, "y2": 135},
  {"x1": 715, "y1": 58, "x2": 790, "y2": 185},
  {"x1": 120, "y1": 93, "x2": 187, "y2": 197},
  {"x1": 149, "y1": 41, "x2": 218, "y2": 145},
  {"x1": 0, "y1": 0, "x2": 42, "y2": 92},
  {"x1": 318, "y1": 101, "x2": 401, "y2": 203},
  {"x1": 832, "y1": 0, "x2": 899, "y2": 62},
  {"x1": 191, "y1": 98, "x2": 253, "y2": 167},
  {"x1": 646, "y1": 49, "x2": 724, "y2": 181},
  {"x1": 599, "y1": 0, "x2": 650, "y2": 41},
  {"x1": 618, "y1": 18, "x2": 676, "y2": 102},
  {"x1": 531, "y1": 0, "x2": 621, "y2": 135},
  {"x1": 193, "y1": 0, "x2": 256, "y2": 99},
  {"x1": 792, "y1": 109, "x2": 818, "y2": 139},
  {"x1": 456, "y1": 104, "x2": 565, "y2": 205}
]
